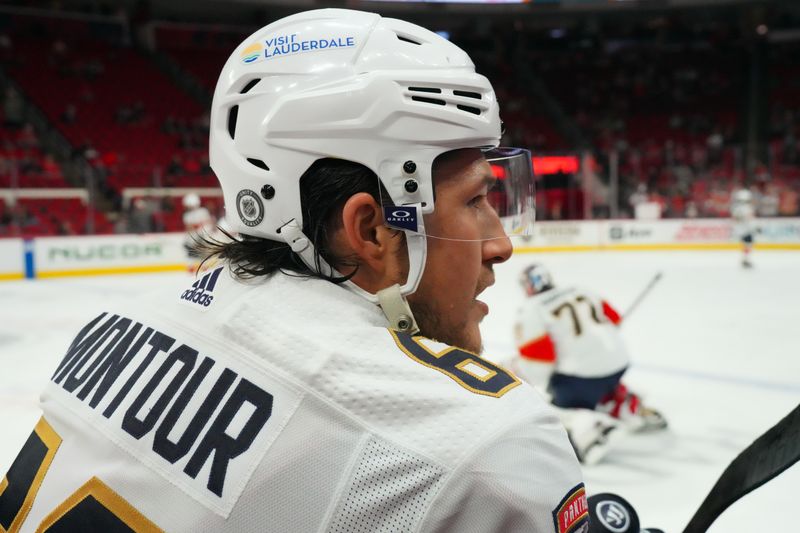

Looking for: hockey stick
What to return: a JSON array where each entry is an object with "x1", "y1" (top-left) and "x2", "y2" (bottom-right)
[
  {"x1": 682, "y1": 403, "x2": 800, "y2": 533},
  {"x1": 622, "y1": 271, "x2": 662, "y2": 319}
]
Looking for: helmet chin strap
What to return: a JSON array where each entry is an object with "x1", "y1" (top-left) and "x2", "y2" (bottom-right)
[{"x1": 279, "y1": 219, "x2": 427, "y2": 334}]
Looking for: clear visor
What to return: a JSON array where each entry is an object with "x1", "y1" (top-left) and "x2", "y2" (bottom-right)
[{"x1": 383, "y1": 147, "x2": 535, "y2": 241}]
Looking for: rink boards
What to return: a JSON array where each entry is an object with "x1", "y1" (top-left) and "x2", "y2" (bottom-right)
[
  {"x1": 0, "y1": 233, "x2": 189, "y2": 280},
  {"x1": 0, "y1": 218, "x2": 799, "y2": 280}
]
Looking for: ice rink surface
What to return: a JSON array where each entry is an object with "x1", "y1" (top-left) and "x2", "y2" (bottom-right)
[{"x1": 1, "y1": 249, "x2": 798, "y2": 532}]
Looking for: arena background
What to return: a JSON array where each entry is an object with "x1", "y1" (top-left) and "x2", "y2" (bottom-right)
[{"x1": 0, "y1": 0, "x2": 798, "y2": 531}]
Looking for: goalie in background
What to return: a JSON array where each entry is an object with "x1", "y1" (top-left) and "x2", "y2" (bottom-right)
[{"x1": 511, "y1": 263, "x2": 667, "y2": 464}]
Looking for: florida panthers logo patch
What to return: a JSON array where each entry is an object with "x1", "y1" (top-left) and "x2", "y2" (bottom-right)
[{"x1": 552, "y1": 483, "x2": 589, "y2": 533}]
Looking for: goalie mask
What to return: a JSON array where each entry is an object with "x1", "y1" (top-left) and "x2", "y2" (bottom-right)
[
  {"x1": 520, "y1": 264, "x2": 554, "y2": 297},
  {"x1": 210, "y1": 8, "x2": 535, "y2": 331}
]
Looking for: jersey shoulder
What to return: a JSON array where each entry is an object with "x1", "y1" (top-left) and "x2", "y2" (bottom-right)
[{"x1": 328, "y1": 328, "x2": 556, "y2": 467}]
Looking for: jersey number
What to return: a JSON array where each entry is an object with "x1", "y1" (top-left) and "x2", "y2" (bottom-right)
[
  {"x1": 551, "y1": 295, "x2": 605, "y2": 336},
  {"x1": 0, "y1": 418, "x2": 161, "y2": 533},
  {"x1": 390, "y1": 330, "x2": 520, "y2": 397}
]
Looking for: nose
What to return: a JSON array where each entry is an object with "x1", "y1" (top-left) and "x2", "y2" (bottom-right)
[
  {"x1": 483, "y1": 234, "x2": 512, "y2": 265},
  {"x1": 481, "y1": 210, "x2": 513, "y2": 265}
]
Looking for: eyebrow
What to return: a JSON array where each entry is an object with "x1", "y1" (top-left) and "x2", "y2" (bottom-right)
[{"x1": 482, "y1": 174, "x2": 498, "y2": 190}]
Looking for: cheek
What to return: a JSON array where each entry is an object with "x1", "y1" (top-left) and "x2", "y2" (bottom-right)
[{"x1": 439, "y1": 242, "x2": 482, "y2": 296}]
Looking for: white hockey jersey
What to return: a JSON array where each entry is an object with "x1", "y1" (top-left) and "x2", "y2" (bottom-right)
[
  {"x1": 182, "y1": 207, "x2": 212, "y2": 231},
  {"x1": 730, "y1": 190, "x2": 756, "y2": 239},
  {"x1": 513, "y1": 287, "x2": 630, "y2": 388},
  {"x1": 2, "y1": 268, "x2": 587, "y2": 533}
]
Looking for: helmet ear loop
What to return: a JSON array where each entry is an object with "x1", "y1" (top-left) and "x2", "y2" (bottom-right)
[{"x1": 375, "y1": 226, "x2": 427, "y2": 334}]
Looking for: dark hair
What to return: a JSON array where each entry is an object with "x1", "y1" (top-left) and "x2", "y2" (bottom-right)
[{"x1": 197, "y1": 158, "x2": 395, "y2": 282}]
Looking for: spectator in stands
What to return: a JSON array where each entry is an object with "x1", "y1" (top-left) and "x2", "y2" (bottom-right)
[
  {"x1": 0, "y1": 153, "x2": 9, "y2": 177},
  {"x1": 41, "y1": 154, "x2": 61, "y2": 180},
  {"x1": 61, "y1": 104, "x2": 77, "y2": 124},
  {"x1": 779, "y1": 185, "x2": 799, "y2": 216},
  {"x1": 0, "y1": 206, "x2": 11, "y2": 232},
  {"x1": 3, "y1": 87, "x2": 24, "y2": 129},
  {"x1": 14, "y1": 204, "x2": 40, "y2": 230},
  {"x1": 127, "y1": 198, "x2": 155, "y2": 234},
  {"x1": 115, "y1": 104, "x2": 133, "y2": 124},
  {"x1": 73, "y1": 140, "x2": 98, "y2": 162},
  {"x1": 166, "y1": 154, "x2": 183, "y2": 176},
  {"x1": 81, "y1": 59, "x2": 105, "y2": 81},
  {"x1": 755, "y1": 180, "x2": 780, "y2": 217},
  {"x1": 131, "y1": 101, "x2": 146, "y2": 123},
  {"x1": 685, "y1": 200, "x2": 699, "y2": 218},
  {"x1": 50, "y1": 38, "x2": 68, "y2": 67},
  {"x1": 182, "y1": 156, "x2": 200, "y2": 175},
  {"x1": 199, "y1": 154, "x2": 211, "y2": 174},
  {"x1": 19, "y1": 152, "x2": 43, "y2": 175},
  {"x1": 707, "y1": 129, "x2": 724, "y2": 165},
  {"x1": 0, "y1": 32, "x2": 12, "y2": 64},
  {"x1": 17, "y1": 123, "x2": 38, "y2": 149},
  {"x1": 56, "y1": 219, "x2": 76, "y2": 236},
  {"x1": 628, "y1": 183, "x2": 649, "y2": 211},
  {"x1": 111, "y1": 212, "x2": 129, "y2": 234},
  {"x1": 197, "y1": 111, "x2": 210, "y2": 132},
  {"x1": 162, "y1": 115, "x2": 177, "y2": 134},
  {"x1": 79, "y1": 83, "x2": 95, "y2": 104}
]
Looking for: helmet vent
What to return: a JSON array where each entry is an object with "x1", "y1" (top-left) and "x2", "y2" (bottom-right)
[
  {"x1": 457, "y1": 104, "x2": 481, "y2": 115},
  {"x1": 227, "y1": 105, "x2": 239, "y2": 139},
  {"x1": 453, "y1": 90, "x2": 481, "y2": 100},
  {"x1": 405, "y1": 86, "x2": 487, "y2": 116},
  {"x1": 396, "y1": 33, "x2": 422, "y2": 45},
  {"x1": 240, "y1": 79, "x2": 261, "y2": 94},
  {"x1": 247, "y1": 158, "x2": 270, "y2": 171},
  {"x1": 411, "y1": 96, "x2": 445, "y2": 106}
]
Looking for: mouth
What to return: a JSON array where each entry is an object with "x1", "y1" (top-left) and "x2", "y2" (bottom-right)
[
  {"x1": 475, "y1": 275, "x2": 494, "y2": 300},
  {"x1": 474, "y1": 272, "x2": 494, "y2": 316}
]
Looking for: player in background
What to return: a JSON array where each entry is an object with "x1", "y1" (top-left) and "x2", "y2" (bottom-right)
[
  {"x1": 181, "y1": 193, "x2": 214, "y2": 261},
  {"x1": 512, "y1": 263, "x2": 667, "y2": 464},
  {"x1": 730, "y1": 187, "x2": 757, "y2": 268},
  {"x1": 1, "y1": 10, "x2": 587, "y2": 532},
  {"x1": 182, "y1": 193, "x2": 235, "y2": 273}
]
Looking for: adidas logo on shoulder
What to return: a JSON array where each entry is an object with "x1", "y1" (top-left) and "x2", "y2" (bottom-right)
[{"x1": 180, "y1": 266, "x2": 224, "y2": 309}]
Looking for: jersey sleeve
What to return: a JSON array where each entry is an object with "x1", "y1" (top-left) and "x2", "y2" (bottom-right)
[
  {"x1": 514, "y1": 301, "x2": 554, "y2": 360},
  {"x1": 518, "y1": 333, "x2": 557, "y2": 362},
  {"x1": 418, "y1": 409, "x2": 586, "y2": 533},
  {"x1": 513, "y1": 300, "x2": 557, "y2": 389}
]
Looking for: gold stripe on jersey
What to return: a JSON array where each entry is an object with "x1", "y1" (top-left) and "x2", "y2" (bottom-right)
[
  {"x1": 0, "y1": 417, "x2": 61, "y2": 533},
  {"x1": 36, "y1": 477, "x2": 163, "y2": 533},
  {"x1": 389, "y1": 330, "x2": 520, "y2": 398}
]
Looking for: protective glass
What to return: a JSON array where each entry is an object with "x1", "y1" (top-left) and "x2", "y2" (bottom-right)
[{"x1": 383, "y1": 147, "x2": 535, "y2": 241}]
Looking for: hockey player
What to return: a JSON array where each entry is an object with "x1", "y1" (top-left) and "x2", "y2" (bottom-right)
[
  {"x1": 181, "y1": 192, "x2": 214, "y2": 260},
  {"x1": 730, "y1": 187, "x2": 756, "y2": 268},
  {"x1": 512, "y1": 264, "x2": 667, "y2": 464},
  {"x1": 2, "y1": 10, "x2": 587, "y2": 533},
  {"x1": 182, "y1": 193, "x2": 213, "y2": 235}
]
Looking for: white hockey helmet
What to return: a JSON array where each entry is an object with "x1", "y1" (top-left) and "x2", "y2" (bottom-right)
[
  {"x1": 733, "y1": 188, "x2": 753, "y2": 202},
  {"x1": 520, "y1": 263, "x2": 554, "y2": 296},
  {"x1": 210, "y1": 8, "x2": 534, "y2": 330},
  {"x1": 182, "y1": 193, "x2": 201, "y2": 209}
]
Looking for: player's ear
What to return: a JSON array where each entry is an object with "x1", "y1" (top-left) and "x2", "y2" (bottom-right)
[{"x1": 333, "y1": 192, "x2": 406, "y2": 289}]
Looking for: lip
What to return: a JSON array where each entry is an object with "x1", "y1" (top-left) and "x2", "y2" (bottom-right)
[{"x1": 476, "y1": 299, "x2": 489, "y2": 315}]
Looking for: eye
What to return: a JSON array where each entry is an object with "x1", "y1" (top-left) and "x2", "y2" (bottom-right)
[{"x1": 468, "y1": 194, "x2": 485, "y2": 208}]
